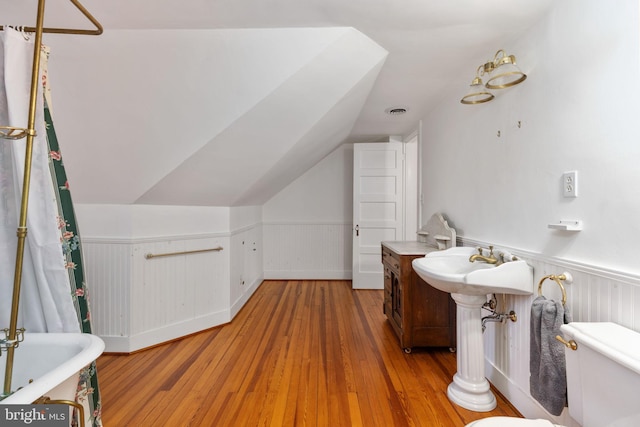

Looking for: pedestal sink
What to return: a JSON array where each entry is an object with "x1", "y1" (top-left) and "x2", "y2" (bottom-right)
[{"x1": 412, "y1": 246, "x2": 533, "y2": 412}]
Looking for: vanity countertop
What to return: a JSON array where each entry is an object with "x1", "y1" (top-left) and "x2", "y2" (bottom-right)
[{"x1": 381, "y1": 241, "x2": 440, "y2": 256}]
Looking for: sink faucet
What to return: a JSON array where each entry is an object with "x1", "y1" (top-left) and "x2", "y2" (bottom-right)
[{"x1": 469, "y1": 246, "x2": 498, "y2": 264}]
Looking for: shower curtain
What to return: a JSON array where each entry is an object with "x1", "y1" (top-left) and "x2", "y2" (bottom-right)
[{"x1": 0, "y1": 28, "x2": 102, "y2": 426}]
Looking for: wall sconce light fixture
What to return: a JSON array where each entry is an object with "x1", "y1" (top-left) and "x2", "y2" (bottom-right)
[
  {"x1": 460, "y1": 49, "x2": 527, "y2": 105},
  {"x1": 460, "y1": 66, "x2": 494, "y2": 105}
]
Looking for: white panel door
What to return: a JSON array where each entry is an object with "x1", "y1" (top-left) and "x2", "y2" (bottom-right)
[{"x1": 352, "y1": 142, "x2": 404, "y2": 289}]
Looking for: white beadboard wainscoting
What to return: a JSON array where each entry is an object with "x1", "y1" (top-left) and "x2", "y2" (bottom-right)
[
  {"x1": 84, "y1": 225, "x2": 263, "y2": 353},
  {"x1": 263, "y1": 221, "x2": 352, "y2": 279},
  {"x1": 460, "y1": 237, "x2": 640, "y2": 426}
]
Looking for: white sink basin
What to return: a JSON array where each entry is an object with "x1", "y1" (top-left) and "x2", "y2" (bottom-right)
[{"x1": 412, "y1": 246, "x2": 533, "y2": 296}]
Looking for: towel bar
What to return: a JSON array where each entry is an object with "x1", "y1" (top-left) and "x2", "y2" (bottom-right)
[
  {"x1": 145, "y1": 247, "x2": 223, "y2": 259},
  {"x1": 538, "y1": 272, "x2": 572, "y2": 306}
]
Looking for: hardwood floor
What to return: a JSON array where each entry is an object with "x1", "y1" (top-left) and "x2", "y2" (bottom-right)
[{"x1": 97, "y1": 280, "x2": 521, "y2": 426}]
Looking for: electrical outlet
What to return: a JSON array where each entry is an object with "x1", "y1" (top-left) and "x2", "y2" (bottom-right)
[{"x1": 563, "y1": 171, "x2": 578, "y2": 198}]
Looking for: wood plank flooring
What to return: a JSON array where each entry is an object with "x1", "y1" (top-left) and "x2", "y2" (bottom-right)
[{"x1": 97, "y1": 280, "x2": 522, "y2": 426}]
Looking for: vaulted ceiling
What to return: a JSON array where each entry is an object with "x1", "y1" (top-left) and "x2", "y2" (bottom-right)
[{"x1": 2, "y1": 0, "x2": 553, "y2": 206}]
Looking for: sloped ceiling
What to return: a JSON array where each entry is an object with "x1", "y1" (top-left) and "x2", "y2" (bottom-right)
[
  {"x1": 136, "y1": 29, "x2": 387, "y2": 206},
  {"x1": 1, "y1": 0, "x2": 554, "y2": 206},
  {"x1": 46, "y1": 27, "x2": 387, "y2": 206}
]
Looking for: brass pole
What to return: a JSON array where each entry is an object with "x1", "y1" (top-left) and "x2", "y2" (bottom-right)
[{"x1": 3, "y1": 0, "x2": 47, "y2": 396}]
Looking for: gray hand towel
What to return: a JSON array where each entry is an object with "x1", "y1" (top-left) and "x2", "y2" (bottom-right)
[{"x1": 529, "y1": 296, "x2": 572, "y2": 416}]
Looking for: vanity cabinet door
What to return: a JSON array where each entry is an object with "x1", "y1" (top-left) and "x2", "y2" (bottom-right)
[
  {"x1": 382, "y1": 247, "x2": 403, "y2": 339},
  {"x1": 383, "y1": 265, "x2": 393, "y2": 318},
  {"x1": 391, "y1": 274, "x2": 402, "y2": 328}
]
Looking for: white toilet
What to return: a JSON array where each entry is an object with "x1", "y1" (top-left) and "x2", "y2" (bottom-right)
[{"x1": 466, "y1": 322, "x2": 640, "y2": 427}]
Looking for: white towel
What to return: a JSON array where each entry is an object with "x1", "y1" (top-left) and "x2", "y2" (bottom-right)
[{"x1": 530, "y1": 296, "x2": 572, "y2": 416}]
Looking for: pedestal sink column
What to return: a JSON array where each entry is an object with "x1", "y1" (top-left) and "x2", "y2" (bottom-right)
[{"x1": 447, "y1": 293, "x2": 497, "y2": 412}]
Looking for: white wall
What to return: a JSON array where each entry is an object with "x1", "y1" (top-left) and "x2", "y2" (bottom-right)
[
  {"x1": 75, "y1": 204, "x2": 231, "y2": 238},
  {"x1": 77, "y1": 204, "x2": 263, "y2": 352},
  {"x1": 421, "y1": 0, "x2": 640, "y2": 273},
  {"x1": 263, "y1": 144, "x2": 353, "y2": 223},
  {"x1": 420, "y1": 0, "x2": 640, "y2": 424},
  {"x1": 262, "y1": 139, "x2": 422, "y2": 279},
  {"x1": 262, "y1": 144, "x2": 354, "y2": 279},
  {"x1": 230, "y1": 205, "x2": 262, "y2": 231}
]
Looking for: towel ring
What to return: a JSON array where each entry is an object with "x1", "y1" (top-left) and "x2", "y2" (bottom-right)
[{"x1": 537, "y1": 272, "x2": 572, "y2": 306}]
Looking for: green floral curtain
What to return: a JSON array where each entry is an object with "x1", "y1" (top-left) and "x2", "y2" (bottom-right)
[{"x1": 41, "y1": 46, "x2": 102, "y2": 427}]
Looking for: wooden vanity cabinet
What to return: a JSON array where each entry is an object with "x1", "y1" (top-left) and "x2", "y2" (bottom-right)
[{"x1": 382, "y1": 242, "x2": 456, "y2": 352}]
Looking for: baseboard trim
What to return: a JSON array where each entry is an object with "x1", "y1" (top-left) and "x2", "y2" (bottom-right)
[
  {"x1": 100, "y1": 310, "x2": 230, "y2": 353},
  {"x1": 264, "y1": 271, "x2": 351, "y2": 280},
  {"x1": 485, "y1": 338, "x2": 576, "y2": 425},
  {"x1": 231, "y1": 277, "x2": 263, "y2": 319},
  {"x1": 352, "y1": 282, "x2": 383, "y2": 290}
]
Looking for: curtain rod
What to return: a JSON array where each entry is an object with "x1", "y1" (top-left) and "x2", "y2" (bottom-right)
[{"x1": 0, "y1": 0, "x2": 103, "y2": 35}]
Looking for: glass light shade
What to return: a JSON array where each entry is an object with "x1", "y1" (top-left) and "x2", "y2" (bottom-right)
[
  {"x1": 485, "y1": 62, "x2": 527, "y2": 89},
  {"x1": 460, "y1": 77, "x2": 494, "y2": 104}
]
